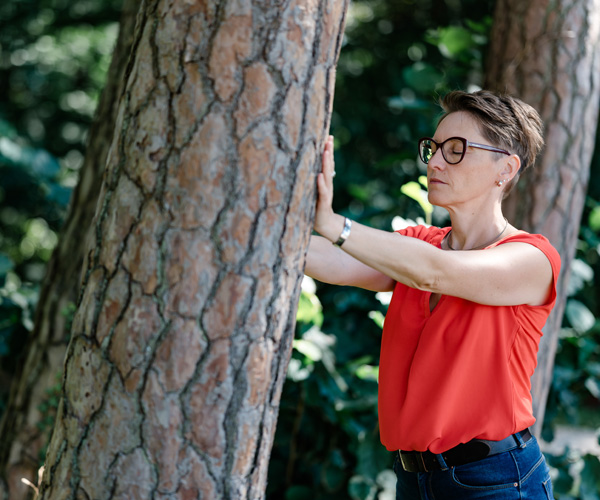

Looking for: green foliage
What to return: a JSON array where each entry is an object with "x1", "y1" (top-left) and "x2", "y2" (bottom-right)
[
  {"x1": 544, "y1": 200, "x2": 600, "y2": 444},
  {"x1": 0, "y1": 265, "x2": 37, "y2": 360},
  {"x1": 539, "y1": 197, "x2": 600, "y2": 499},
  {"x1": 268, "y1": 281, "x2": 390, "y2": 499},
  {"x1": 0, "y1": 0, "x2": 121, "y2": 420},
  {"x1": 580, "y1": 454, "x2": 600, "y2": 500},
  {"x1": 400, "y1": 176, "x2": 433, "y2": 224},
  {"x1": 546, "y1": 451, "x2": 600, "y2": 500}
]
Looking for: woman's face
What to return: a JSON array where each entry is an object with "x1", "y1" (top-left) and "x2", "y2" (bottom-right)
[{"x1": 426, "y1": 111, "x2": 507, "y2": 210}]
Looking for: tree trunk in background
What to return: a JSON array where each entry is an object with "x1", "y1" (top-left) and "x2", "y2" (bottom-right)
[
  {"x1": 38, "y1": 0, "x2": 348, "y2": 498},
  {"x1": 0, "y1": 1, "x2": 140, "y2": 498},
  {"x1": 485, "y1": 0, "x2": 600, "y2": 434}
]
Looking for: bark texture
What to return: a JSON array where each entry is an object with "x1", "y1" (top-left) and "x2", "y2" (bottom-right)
[
  {"x1": 0, "y1": 1, "x2": 140, "y2": 498},
  {"x1": 485, "y1": 0, "x2": 600, "y2": 432},
  {"x1": 38, "y1": 0, "x2": 348, "y2": 498}
]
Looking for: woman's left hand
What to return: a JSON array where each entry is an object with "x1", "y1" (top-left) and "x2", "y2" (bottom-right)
[{"x1": 314, "y1": 135, "x2": 340, "y2": 238}]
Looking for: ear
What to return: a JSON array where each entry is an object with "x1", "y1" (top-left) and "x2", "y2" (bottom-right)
[{"x1": 500, "y1": 154, "x2": 521, "y2": 182}]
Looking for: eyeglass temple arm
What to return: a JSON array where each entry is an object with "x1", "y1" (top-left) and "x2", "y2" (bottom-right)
[{"x1": 469, "y1": 142, "x2": 510, "y2": 155}]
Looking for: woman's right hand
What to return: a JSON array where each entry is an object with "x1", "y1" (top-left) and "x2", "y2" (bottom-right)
[
  {"x1": 314, "y1": 135, "x2": 339, "y2": 238},
  {"x1": 306, "y1": 136, "x2": 395, "y2": 292}
]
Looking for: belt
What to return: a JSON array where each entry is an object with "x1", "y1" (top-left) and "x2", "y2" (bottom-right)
[{"x1": 398, "y1": 428, "x2": 532, "y2": 473}]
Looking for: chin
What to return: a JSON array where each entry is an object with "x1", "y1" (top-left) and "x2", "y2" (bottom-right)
[{"x1": 427, "y1": 192, "x2": 447, "y2": 208}]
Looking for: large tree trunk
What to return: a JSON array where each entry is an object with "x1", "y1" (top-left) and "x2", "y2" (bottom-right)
[
  {"x1": 38, "y1": 0, "x2": 348, "y2": 498},
  {"x1": 0, "y1": 1, "x2": 140, "y2": 498},
  {"x1": 485, "y1": 0, "x2": 600, "y2": 433}
]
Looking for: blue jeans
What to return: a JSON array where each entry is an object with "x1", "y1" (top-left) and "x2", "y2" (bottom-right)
[{"x1": 393, "y1": 436, "x2": 554, "y2": 499}]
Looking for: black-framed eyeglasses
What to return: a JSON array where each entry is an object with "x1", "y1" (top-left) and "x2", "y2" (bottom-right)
[{"x1": 418, "y1": 137, "x2": 511, "y2": 165}]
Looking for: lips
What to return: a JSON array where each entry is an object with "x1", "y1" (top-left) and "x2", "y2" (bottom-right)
[{"x1": 429, "y1": 178, "x2": 446, "y2": 185}]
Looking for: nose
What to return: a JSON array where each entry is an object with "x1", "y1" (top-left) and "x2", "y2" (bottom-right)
[{"x1": 428, "y1": 148, "x2": 446, "y2": 170}]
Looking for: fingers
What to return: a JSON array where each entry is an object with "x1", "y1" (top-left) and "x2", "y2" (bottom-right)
[
  {"x1": 317, "y1": 171, "x2": 327, "y2": 197},
  {"x1": 322, "y1": 135, "x2": 335, "y2": 181},
  {"x1": 315, "y1": 136, "x2": 336, "y2": 234},
  {"x1": 317, "y1": 136, "x2": 335, "y2": 204}
]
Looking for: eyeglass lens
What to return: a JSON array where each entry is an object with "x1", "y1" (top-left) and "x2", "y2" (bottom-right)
[{"x1": 419, "y1": 138, "x2": 465, "y2": 165}]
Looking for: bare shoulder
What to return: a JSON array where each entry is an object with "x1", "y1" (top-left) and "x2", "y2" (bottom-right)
[
  {"x1": 491, "y1": 240, "x2": 553, "y2": 270},
  {"x1": 440, "y1": 239, "x2": 555, "y2": 307},
  {"x1": 483, "y1": 241, "x2": 554, "y2": 306}
]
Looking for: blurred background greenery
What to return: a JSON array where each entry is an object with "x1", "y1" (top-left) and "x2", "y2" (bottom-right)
[{"x1": 1, "y1": 0, "x2": 599, "y2": 499}]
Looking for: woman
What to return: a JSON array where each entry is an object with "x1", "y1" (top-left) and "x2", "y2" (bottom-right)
[{"x1": 305, "y1": 90, "x2": 560, "y2": 499}]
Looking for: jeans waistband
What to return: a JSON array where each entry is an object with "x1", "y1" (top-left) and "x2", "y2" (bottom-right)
[{"x1": 398, "y1": 428, "x2": 533, "y2": 473}]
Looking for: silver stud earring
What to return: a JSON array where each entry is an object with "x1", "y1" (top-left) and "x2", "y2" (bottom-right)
[{"x1": 497, "y1": 179, "x2": 507, "y2": 187}]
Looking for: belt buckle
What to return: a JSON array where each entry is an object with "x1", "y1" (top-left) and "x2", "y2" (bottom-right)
[{"x1": 399, "y1": 451, "x2": 429, "y2": 473}]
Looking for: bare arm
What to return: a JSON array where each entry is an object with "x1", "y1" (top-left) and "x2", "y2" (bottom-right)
[
  {"x1": 305, "y1": 234, "x2": 395, "y2": 292},
  {"x1": 320, "y1": 218, "x2": 553, "y2": 306},
  {"x1": 312, "y1": 136, "x2": 554, "y2": 306}
]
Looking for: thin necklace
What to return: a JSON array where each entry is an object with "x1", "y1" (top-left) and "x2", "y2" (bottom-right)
[{"x1": 444, "y1": 218, "x2": 509, "y2": 251}]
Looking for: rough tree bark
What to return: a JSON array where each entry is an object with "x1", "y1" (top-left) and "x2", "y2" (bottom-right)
[
  {"x1": 485, "y1": 0, "x2": 600, "y2": 433},
  {"x1": 38, "y1": 0, "x2": 348, "y2": 499},
  {"x1": 0, "y1": 1, "x2": 140, "y2": 498}
]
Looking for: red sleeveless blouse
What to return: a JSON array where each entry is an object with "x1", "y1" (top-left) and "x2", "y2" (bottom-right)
[{"x1": 378, "y1": 225, "x2": 561, "y2": 453}]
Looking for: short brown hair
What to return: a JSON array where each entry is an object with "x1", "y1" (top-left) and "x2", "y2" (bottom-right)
[{"x1": 438, "y1": 90, "x2": 544, "y2": 188}]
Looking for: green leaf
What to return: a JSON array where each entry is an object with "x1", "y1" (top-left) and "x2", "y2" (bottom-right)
[
  {"x1": 46, "y1": 183, "x2": 73, "y2": 210},
  {"x1": 296, "y1": 289, "x2": 323, "y2": 327},
  {"x1": 348, "y1": 475, "x2": 376, "y2": 500},
  {"x1": 376, "y1": 469, "x2": 397, "y2": 495},
  {"x1": 368, "y1": 310, "x2": 385, "y2": 329},
  {"x1": 580, "y1": 454, "x2": 600, "y2": 500},
  {"x1": 585, "y1": 362, "x2": 600, "y2": 378},
  {"x1": 0, "y1": 137, "x2": 60, "y2": 179},
  {"x1": 402, "y1": 63, "x2": 443, "y2": 93},
  {"x1": 333, "y1": 394, "x2": 377, "y2": 412},
  {"x1": 0, "y1": 254, "x2": 14, "y2": 278},
  {"x1": 285, "y1": 486, "x2": 314, "y2": 500},
  {"x1": 322, "y1": 461, "x2": 346, "y2": 491},
  {"x1": 584, "y1": 377, "x2": 600, "y2": 400},
  {"x1": 545, "y1": 453, "x2": 575, "y2": 496},
  {"x1": 426, "y1": 26, "x2": 475, "y2": 60},
  {"x1": 354, "y1": 435, "x2": 392, "y2": 485},
  {"x1": 589, "y1": 206, "x2": 600, "y2": 232},
  {"x1": 286, "y1": 358, "x2": 313, "y2": 382},
  {"x1": 293, "y1": 339, "x2": 323, "y2": 362},
  {"x1": 565, "y1": 299, "x2": 596, "y2": 334},
  {"x1": 387, "y1": 96, "x2": 431, "y2": 112},
  {"x1": 355, "y1": 364, "x2": 379, "y2": 382},
  {"x1": 400, "y1": 181, "x2": 433, "y2": 222},
  {"x1": 0, "y1": 117, "x2": 17, "y2": 138},
  {"x1": 465, "y1": 17, "x2": 494, "y2": 36},
  {"x1": 437, "y1": 26, "x2": 474, "y2": 58},
  {"x1": 567, "y1": 259, "x2": 594, "y2": 296}
]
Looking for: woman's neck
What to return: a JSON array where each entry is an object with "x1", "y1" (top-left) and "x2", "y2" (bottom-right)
[{"x1": 444, "y1": 208, "x2": 511, "y2": 251}]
